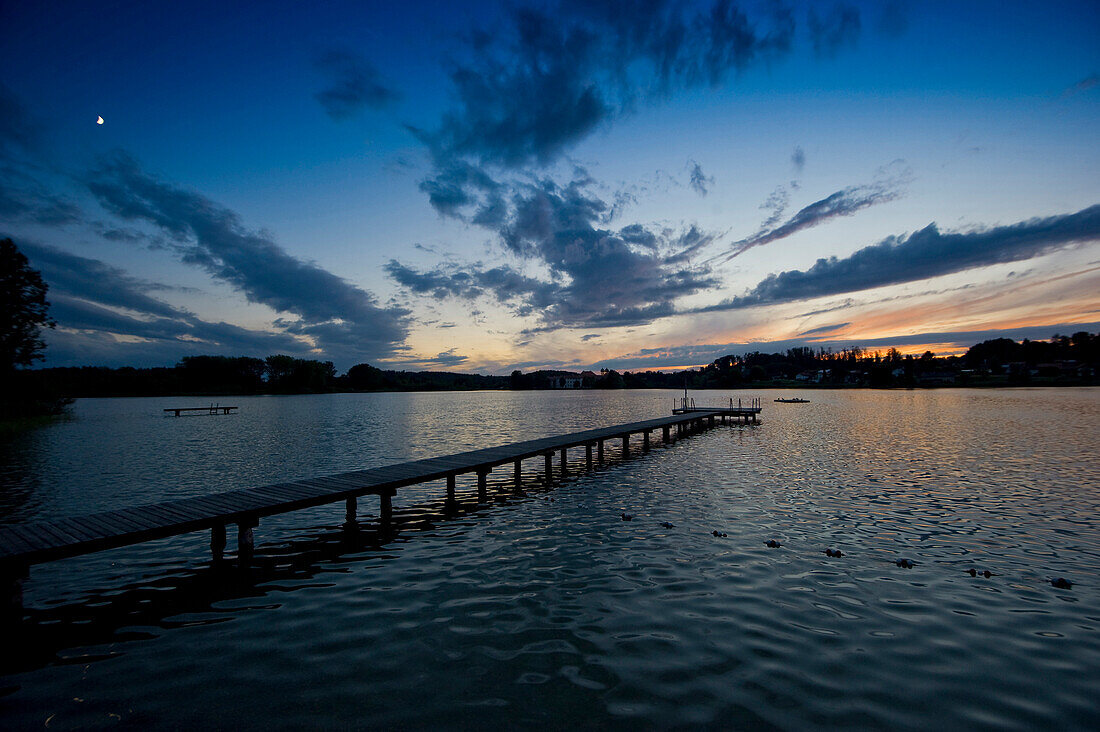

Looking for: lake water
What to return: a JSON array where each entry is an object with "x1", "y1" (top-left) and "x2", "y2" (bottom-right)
[{"x1": 2, "y1": 388, "x2": 1099, "y2": 729}]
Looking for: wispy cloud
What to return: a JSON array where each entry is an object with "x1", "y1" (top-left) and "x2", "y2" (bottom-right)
[
  {"x1": 688, "y1": 160, "x2": 714, "y2": 196},
  {"x1": 720, "y1": 164, "x2": 910, "y2": 261},
  {"x1": 701, "y1": 204, "x2": 1100, "y2": 312},
  {"x1": 797, "y1": 322, "x2": 850, "y2": 337},
  {"x1": 1060, "y1": 73, "x2": 1099, "y2": 99},
  {"x1": 86, "y1": 151, "x2": 410, "y2": 362},
  {"x1": 790, "y1": 145, "x2": 805, "y2": 173},
  {"x1": 19, "y1": 240, "x2": 311, "y2": 367},
  {"x1": 314, "y1": 49, "x2": 400, "y2": 119}
]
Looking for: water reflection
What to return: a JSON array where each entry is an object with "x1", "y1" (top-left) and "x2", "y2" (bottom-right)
[{"x1": 1, "y1": 389, "x2": 1098, "y2": 729}]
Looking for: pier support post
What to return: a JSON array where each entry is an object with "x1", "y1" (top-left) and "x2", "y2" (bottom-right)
[
  {"x1": 514, "y1": 461, "x2": 522, "y2": 489},
  {"x1": 643, "y1": 430, "x2": 650, "y2": 451},
  {"x1": 663, "y1": 426, "x2": 670, "y2": 444},
  {"x1": 211, "y1": 524, "x2": 227, "y2": 561},
  {"x1": 560, "y1": 448, "x2": 568, "y2": 477},
  {"x1": 597, "y1": 440, "x2": 605, "y2": 465},
  {"x1": 380, "y1": 491, "x2": 393, "y2": 524},
  {"x1": 586, "y1": 443, "x2": 593, "y2": 470},
  {"x1": 345, "y1": 496, "x2": 357, "y2": 526},
  {"x1": 477, "y1": 470, "x2": 488, "y2": 502},
  {"x1": 2, "y1": 564, "x2": 28, "y2": 619},
  {"x1": 447, "y1": 474, "x2": 457, "y2": 504},
  {"x1": 622, "y1": 435, "x2": 630, "y2": 457},
  {"x1": 544, "y1": 452, "x2": 553, "y2": 484},
  {"x1": 237, "y1": 517, "x2": 257, "y2": 565}
]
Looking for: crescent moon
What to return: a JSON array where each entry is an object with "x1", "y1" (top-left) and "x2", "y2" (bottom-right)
[{"x1": 97, "y1": 116, "x2": 104, "y2": 124}]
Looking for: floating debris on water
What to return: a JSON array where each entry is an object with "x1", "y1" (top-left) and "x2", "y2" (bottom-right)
[
  {"x1": 967, "y1": 568, "x2": 996, "y2": 578},
  {"x1": 660, "y1": 522, "x2": 674, "y2": 529},
  {"x1": 712, "y1": 530, "x2": 727, "y2": 538},
  {"x1": 765, "y1": 540, "x2": 782, "y2": 548},
  {"x1": 896, "y1": 558, "x2": 915, "y2": 568},
  {"x1": 621, "y1": 513, "x2": 634, "y2": 521},
  {"x1": 1051, "y1": 577, "x2": 1073, "y2": 589},
  {"x1": 824, "y1": 548, "x2": 845, "y2": 558}
]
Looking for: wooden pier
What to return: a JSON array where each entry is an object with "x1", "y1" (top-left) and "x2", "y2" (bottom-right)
[
  {"x1": 0, "y1": 408, "x2": 757, "y2": 615},
  {"x1": 164, "y1": 405, "x2": 238, "y2": 416},
  {"x1": 673, "y1": 397, "x2": 761, "y2": 424}
]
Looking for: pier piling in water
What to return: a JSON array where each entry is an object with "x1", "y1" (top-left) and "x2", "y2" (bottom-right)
[{"x1": 211, "y1": 524, "x2": 226, "y2": 560}]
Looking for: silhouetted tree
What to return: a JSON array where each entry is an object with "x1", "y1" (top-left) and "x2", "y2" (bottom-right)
[{"x1": 0, "y1": 238, "x2": 54, "y2": 372}]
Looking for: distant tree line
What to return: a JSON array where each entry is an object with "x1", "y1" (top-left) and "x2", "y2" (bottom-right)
[
  {"x1": 9, "y1": 332, "x2": 1098, "y2": 401},
  {"x1": 14, "y1": 355, "x2": 509, "y2": 399},
  {"x1": 509, "y1": 333, "x2": 1098, "y2": 391}
]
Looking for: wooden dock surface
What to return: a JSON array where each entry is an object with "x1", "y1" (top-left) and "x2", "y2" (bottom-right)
[
  {"x1": 0, "y1": 409, "x2": 753, "y2": 608},
  {"x1": 164, "y1": 405, "x2": 238, "y2": 416}
]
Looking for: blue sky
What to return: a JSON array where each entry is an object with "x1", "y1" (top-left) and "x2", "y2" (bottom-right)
[{"x1": 2, "y1": 0, "x2": 1098, "y2": 372}]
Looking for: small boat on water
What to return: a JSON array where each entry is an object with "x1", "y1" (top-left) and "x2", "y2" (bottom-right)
[{"x1": 774, "y1": 397, "x2": 809, "y2": 403}]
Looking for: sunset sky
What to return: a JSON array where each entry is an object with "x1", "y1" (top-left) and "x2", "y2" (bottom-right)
[{"x1": 2, "y1": 0, "x2": 1098, "y2": 373}]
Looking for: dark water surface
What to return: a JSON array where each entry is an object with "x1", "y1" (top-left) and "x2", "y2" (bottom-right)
[{"x1": 1, "y1": 389, "x2": 1098, "y2": 729}]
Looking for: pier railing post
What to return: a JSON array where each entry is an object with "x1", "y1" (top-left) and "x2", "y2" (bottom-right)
[
  {"x1": 211, "y1": 523, "x2": 227, "y2": 560},
  {"x1": 560, "y1": 448, "x2": 568, "y2": 478},
  {"x1": 514, "y1": 460, "x2": 522, "y2": 489},
  {"x1": 345, "y1": 496, "x2": 357, "y2": 526},
  {"x1": 447, "y1": 474, "x2": 457, "y2": 504},
  {"x1": 597, "y1": 440, "x2": 605, "y2": 464},
  {"x1": 622, "y1": 434, "x2": 630, "y2": 457},
  {"x1": 663, "y1": 426, "x2": 670, "y2": 443},
  {"x1": 544, "y1": 452, "x2": 553, "y2": 484},
  {"x1": 643, "y1": 430, "x2": 650, "y2": 451}
]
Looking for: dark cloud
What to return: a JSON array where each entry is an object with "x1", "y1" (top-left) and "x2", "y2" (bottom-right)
[
  {"x1": 21, "y1": 241, "x2": 185, "y2": 320},
  {"x1": 581, "y1": 333, "x2": 601, "y2": 341},
  {"x1": 0, "y1": 174, "x2": 82, "y2": 225},
  {"x1": 723, "y1": 167, "x2": 909, "y2": 260},
  {"x1": 702, "y1": 204, "x2": 1100, "y2": 312},
  {"x1": 384, "y1": 259, "x2": 558, "y2": 313},
  {"x1": 497, "y1": 175, "x2": 718, "y2": 326},
  {"x1": 422, "y1": 348, "x2": 469, "y2": 367},
  {"x1": 418, "y1": 0, "x2": 797, "y2": 174},
  {"x1": 16, "y1": 241, "x2": 310, "y2": 366},
  {"x1": 390, "y1": 172, "x2": 718, "y2": 329},
  {"x1": 688, "y1": 160, "x2": 713, "y2": 196},
  {"x1": 417, "y1": 160, "x2": 503, "y2": 219},
  {"x1": 808, "y1": 4, "x2": 861, "y2": 58},
  {"x1": 85, "y1": 151, "x2": 410, "y2": 362},
  {"x1": 790, "y1": 145, "x2": 805, "y2": 173},
  {"x1": 797, "y1": 322, "x2": 850, "y2": 337},
  {"x1": 314, "y1": 50, "x2": 400, "y2": 119}
]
